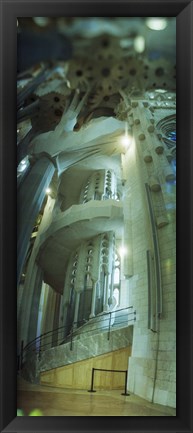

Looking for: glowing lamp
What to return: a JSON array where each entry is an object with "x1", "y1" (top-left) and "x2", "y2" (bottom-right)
[
  {"x1": 121, "y1": 134, "x2": 132, "y2": 149},
  {"x1": 134, "y1": 36, "x2": 145, "y2": 53},
  {"x1": 146, "y1": 18, "x2": 167, "y2": 31},
  {"x1": 119, "y1": 246, "x2": 127, "y2": 257}
]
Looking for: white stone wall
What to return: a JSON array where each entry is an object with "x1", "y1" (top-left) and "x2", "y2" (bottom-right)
[{"x1": 125, "y1": 108, "x2": 176, "y2": 407}]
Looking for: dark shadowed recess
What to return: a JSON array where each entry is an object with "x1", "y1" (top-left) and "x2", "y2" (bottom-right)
[{"x1": 0, "y1": 1, "x2": 192, "y2": 433}]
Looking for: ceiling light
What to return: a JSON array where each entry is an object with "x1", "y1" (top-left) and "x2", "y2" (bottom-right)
[
  {"x1": 134, "y1": 36, "x2": 145, "y2": 53},
  {"x1": 146, "y1": 18, "x2": 167, "y2": 31},
  {"x1": 155, "y1": 89, "x2": 167, "y2": 93}
]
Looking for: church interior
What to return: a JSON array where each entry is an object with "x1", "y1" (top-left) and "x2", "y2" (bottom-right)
[{"x1": 17, "y1": 16, "x2": 176, "y2": 416}]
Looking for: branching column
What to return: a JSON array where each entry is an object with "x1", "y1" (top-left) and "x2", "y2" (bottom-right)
[{"x1": 17, "y1": 155, "x2": 56, "y2": 285}]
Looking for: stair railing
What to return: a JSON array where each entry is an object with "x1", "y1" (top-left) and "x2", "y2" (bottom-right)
[{"x1": 20, "y1": 306, "x2": 136, "y2": 368}]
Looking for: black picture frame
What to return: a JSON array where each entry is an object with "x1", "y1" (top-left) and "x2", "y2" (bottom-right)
[{"x1": 0, "y1": 1, "x2": 192, "y2": 432}]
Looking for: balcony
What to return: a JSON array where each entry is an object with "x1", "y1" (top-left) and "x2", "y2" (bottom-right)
[{"x1": 36, "y1": 199, "x2": 123, "y2": 292}]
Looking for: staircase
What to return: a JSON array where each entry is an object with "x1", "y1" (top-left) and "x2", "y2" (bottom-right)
[{"x1": 20, "y1": 306, "x2": 136, "y2": 384}]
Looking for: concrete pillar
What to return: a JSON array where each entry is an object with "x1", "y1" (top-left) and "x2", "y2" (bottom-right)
[
  {"x1": 52, "y1": 293, "x2": 61, "y2": 346},
  {"x1": 74, "y1": 292, "x2": 80, "y2": 326},
  {"x1": 89, "y1": 280, "x2": 97, "y2": 318},
  {"x1": 103, "y1": 273, "x2": 110, "y2": 311},
  {"x1": 17, "y1": 67, "x2": 55, "y2": 109},
  {"x1": 109, "y1": 267, "x2": 114, "y2": 304},
  {"x1": 121, "y1": 153, "x2": 127, "y2": 184},
  {"x1": 17, "y1": 128, "x2": 40, "y2": 164},
  {"x1": 17, "y1": 155, "x2": 56, "y2": 285},
  {"x1": 27, "y1": 267, "x2": 44, "y2": 343},
  {"x1": 18, "y1": 261, "x2": 41, "y2": 347},
  {"x1": 40, "y1": 284, "x2": 50, "y2": 335},
  {"x1": 42, "y1": 287, "x2": 56, "y2": 349}
]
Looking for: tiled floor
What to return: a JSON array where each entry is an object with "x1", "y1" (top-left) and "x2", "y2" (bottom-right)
[{"x1": 17, "y1": 377, "x2": 176, "y2": 417}]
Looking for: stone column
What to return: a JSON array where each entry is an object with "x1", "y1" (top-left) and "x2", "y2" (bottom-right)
[
  {"x1": 121, "y1": 153, "x2": 127, "y2": 185},
  {"x1": 89, "y1": 280, "x2": 97, "y2": 318},
  {"x1": 41, "y1": 287, "x2": 56, "y2": 349},
  {"x1": 74, "y1": 292, "x2": 80, "y2": 326},
  {"x1": 17, "y1": 129, "x2": 42, "y2": 165},
  {"x1": 103, "y1": 273, "x2": 110, "y2": 311},
  {"x1": 52, "y1": 293, "x2": 61, "y2": 346},
  {"x1": 27, "y1": 267, "x2": 44, "y2": 343},
  {"x1": 18, "y1": 261, "x2": 41, "y2": 348},
  {"x1": 17, "y1": 155, "x2": 56, "y2": 285},
  {"x1": 108, "y1": 232, "x2": 115, "y2": 304},
  {"x1": 39, "y1": 284, "x2": 50, "y2": 335},
  {"x1": 17, "y1": 67, "x2": 55, "y2": 109}
]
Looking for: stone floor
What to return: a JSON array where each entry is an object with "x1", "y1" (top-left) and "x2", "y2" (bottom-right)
[{"x1": 17, "y1": 377, "x2": 176, "y2": 417}]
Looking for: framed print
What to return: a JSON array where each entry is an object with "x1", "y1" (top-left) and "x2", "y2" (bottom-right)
[{"x1": 0, "y1": 1, "x2": 193, "y2": 433}]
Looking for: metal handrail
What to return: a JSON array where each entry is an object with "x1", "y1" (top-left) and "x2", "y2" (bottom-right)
[{"x1": 21, "y1": 306, "x2": 136, "y2": 366}]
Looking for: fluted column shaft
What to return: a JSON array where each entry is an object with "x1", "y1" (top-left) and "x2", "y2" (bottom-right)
[
  {"x1": 74, "y1": 292, "x2": 80, "y2": 326},
  {"x1": 103, "y1": 273, "x2": 110, "y2": 311},
  {"x1": 89, "y1": 280, "x2": 97, "y2": 318}
]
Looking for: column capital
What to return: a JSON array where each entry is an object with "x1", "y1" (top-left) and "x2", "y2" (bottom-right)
[{"x1": 29, "y1": 152, "x2": 57, "y2": 170}]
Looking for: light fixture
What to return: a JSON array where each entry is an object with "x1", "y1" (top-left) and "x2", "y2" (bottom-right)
[
  {"x1": 118, "y1": 246, "x2": 127, "y2": 257},
  {"x1": 155, "y1": 89, "x2": 167, "y2": 93},
  {"x1": 18, "y1": 163, "x2": 27, "y2": 172},
  {"x1": 121, "y1": 134, "x2": 132, "y2": 149},
  {"x1": 134, "y1": 36, "x2": 145, "y2": 53},
  {"x1": 17, "y1": 156, "x2": 29, "y2": 173},
  {"x1": 146, "y1": 18, "x2": 167, "y2": 31},
  {"x1": 46, "y1": 188, "x2": 51, "y2": 194},
  {"x1": 120, "y1": 122, "x2": 132, "y2": 151}
]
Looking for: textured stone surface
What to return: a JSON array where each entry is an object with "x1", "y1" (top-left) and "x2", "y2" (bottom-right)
[{"x1": 22, "y1": 326, "x2": 133, "y2": 383}]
